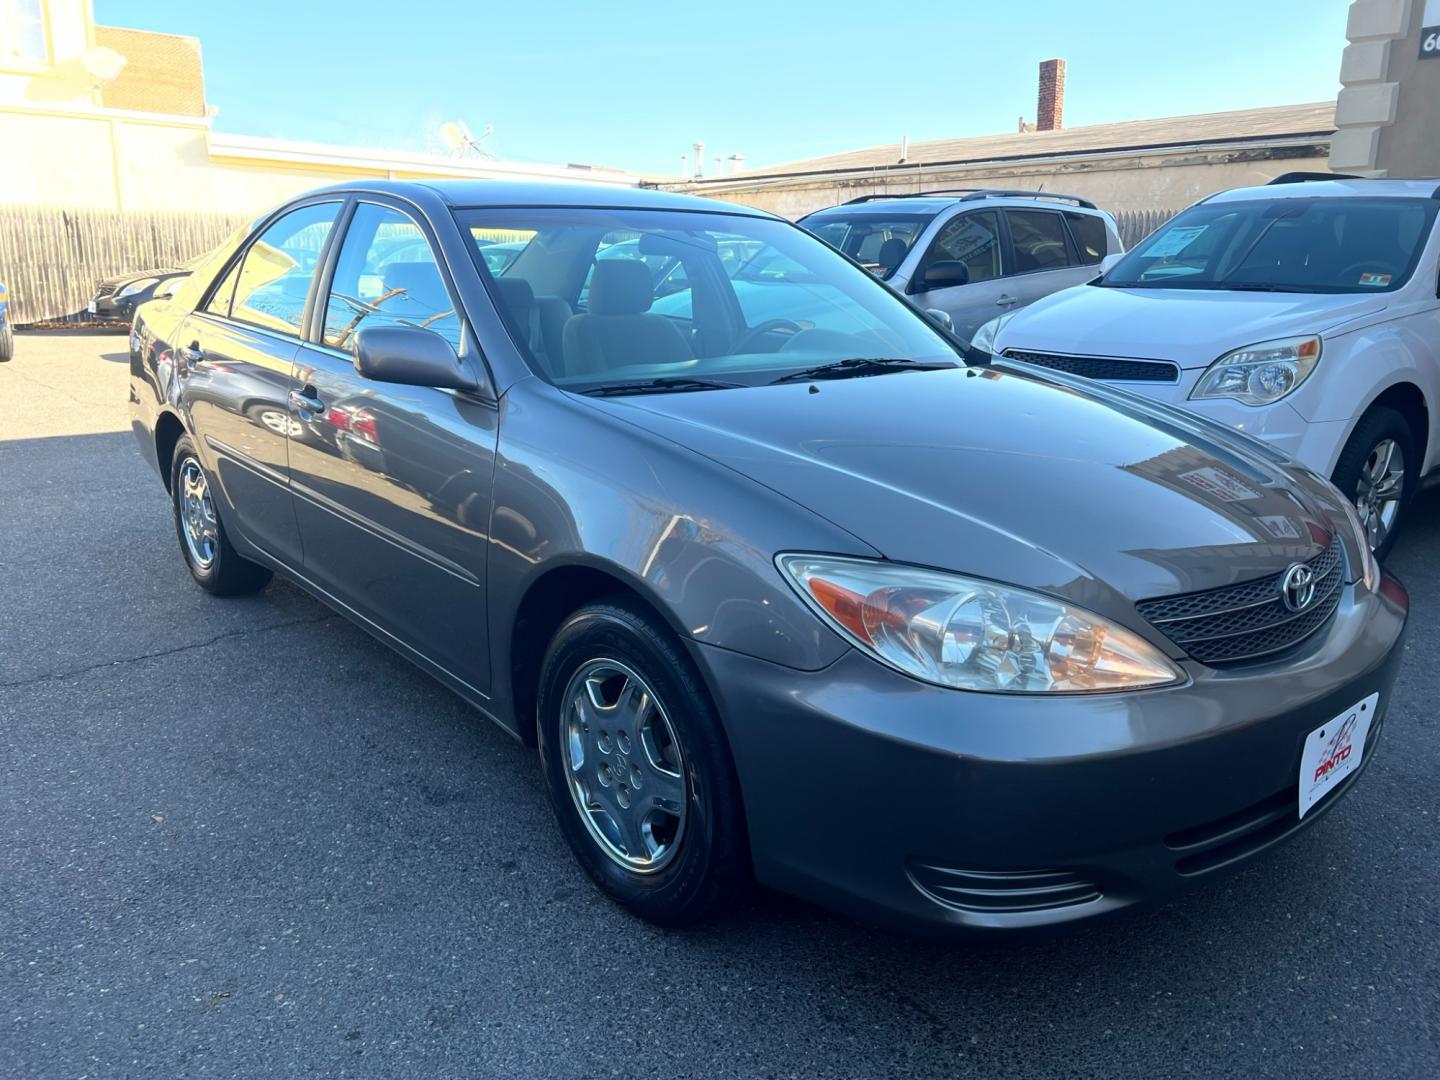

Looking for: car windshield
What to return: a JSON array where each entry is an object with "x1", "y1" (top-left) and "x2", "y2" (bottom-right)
[
  {"x1": 1102, "y1": 196, "x2": 1438, "y2": 293},
  {"x1": 458, "y1": 207, "x2": 960, "y2": 394},
  {"x1": 798, "y1": 212, "x2": 933, "y2": 279}
]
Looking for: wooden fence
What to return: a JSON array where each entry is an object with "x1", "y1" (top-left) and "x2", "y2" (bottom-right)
[
  {"x1": 0, "y1": 205, "x2": 249, "y2": 325},
  {"x1": 1113, "y1": 208, "x2": 1178, "y2": 250}
]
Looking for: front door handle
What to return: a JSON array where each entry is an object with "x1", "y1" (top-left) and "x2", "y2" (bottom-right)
[
  {"x1": 996, "y1": 294, "x2": 1018, "y2": 307},
  {"x1": 288, "y1": 387, "x2": 325, "y2": 415},
  {"x1": 179, "y1": 343, "x2": 202, "y2": 368}
]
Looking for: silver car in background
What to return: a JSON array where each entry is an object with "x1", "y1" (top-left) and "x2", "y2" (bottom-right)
[{"x1": 800, "y1": 190, "x2": 1123, "y2": 338}]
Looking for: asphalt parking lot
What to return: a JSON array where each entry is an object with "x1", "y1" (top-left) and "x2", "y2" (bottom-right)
[{"x1": 2, "y1": 330, "x2": 1438, "y2": 1079}]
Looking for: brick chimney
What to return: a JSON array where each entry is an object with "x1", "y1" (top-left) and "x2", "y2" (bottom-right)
[{"x1": 1036, "y1": 58, "x2": 1066, "y2": 131}]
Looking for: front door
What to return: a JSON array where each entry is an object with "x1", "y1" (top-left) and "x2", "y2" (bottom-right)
[
  {"x1": 179, "y1": 200, "x2": 342, "y2": 566},
  {"x1": 908, "y1": 209, "x2": 1012, "y2": 340},
  {"x1": 1000, "y1": 208, "x2": 1095, "y2": 309},
  {"x1": 287, "y1": 200, "x2": 499, "y2": 694}
]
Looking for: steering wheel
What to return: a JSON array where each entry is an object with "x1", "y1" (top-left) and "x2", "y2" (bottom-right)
[
  {"x1": 732, "y1": 319, "x2": 804, "y2": 354},
  {"x1": 1336, "y1": 260, "x2": 1393, "y2": 283}
]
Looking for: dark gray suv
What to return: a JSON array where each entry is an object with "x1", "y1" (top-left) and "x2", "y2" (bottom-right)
[{"x1": 129, "y1": 180, "x2": 1407, "y2": 933}]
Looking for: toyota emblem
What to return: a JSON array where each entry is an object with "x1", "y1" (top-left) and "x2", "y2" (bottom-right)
[{"x1": 1280, "y1": 563, "x2": 1317, "y2": 613}]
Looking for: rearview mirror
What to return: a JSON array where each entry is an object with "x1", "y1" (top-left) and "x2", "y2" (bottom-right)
[
  {"x1": 353, "y1": 326, "x2": 478, "y2": 392},
  {"x1": 922, "y1": 260, "x2": 969, "y2": 289}
]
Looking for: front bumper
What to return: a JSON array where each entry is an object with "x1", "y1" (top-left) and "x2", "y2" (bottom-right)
[
  {"x1": 89, "y1": 295, "x2": 136, "y2": 322},
  {"x1": 699, "y1": 574, "x2": 1408, "y2": 933}
]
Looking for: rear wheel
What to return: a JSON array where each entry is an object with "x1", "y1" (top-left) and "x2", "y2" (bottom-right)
[
  {"x1": 1330, "y1": 406, "x2": 1415, "y2": 560},
  {"x1": 169, "y1": 435, "x2": 272, "y2": 595},
  {"x1": 536, "y1": 597, "x2": 748, "y2": 926}
]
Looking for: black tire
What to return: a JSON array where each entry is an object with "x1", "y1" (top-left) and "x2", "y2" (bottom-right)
[
  {"x1": 1330, "y1": 406, "x2": 1415, "y2": 561},
  {"x1": 169, "y1": 435, "x2": 272, "y2": 596},
  {"x1": 0, "y1": 320, "x2": 13, "y2": 362},
  {"x1": 536, "y1": 597, "x2": 749, "y2": 926}
]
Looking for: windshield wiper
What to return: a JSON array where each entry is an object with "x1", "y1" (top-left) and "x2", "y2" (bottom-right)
[
  {"x1": 580, "y1": 376, "x2": 748, "y2": 397},
  {"x1": 1222, "y1": 282, "x2": 1316, "y2": 293},
  {"x1": 769, "y1": 356, "x2": 957, "y2": 385}
]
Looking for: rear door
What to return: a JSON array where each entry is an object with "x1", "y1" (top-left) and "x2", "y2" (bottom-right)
[
  {"x1": 1000, "y1": 208, "x2": 1093, "y2": 309},
  {"x1": 288, "y1": 198, "x2": 499, "y2": 694},
  {"x1": 179, "y1": 199, "x2": 342, "y2": 566},
  {"x1": 908, "y1": 209, "x2": 1011, "y2": 339}
]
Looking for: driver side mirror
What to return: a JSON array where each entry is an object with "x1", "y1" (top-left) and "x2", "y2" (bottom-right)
[
  {"x1": 1098, "y1": 252, "x2": 1123, "y2": 276},
  {"x1": 354, "y1": 326, "x2": 478, "y2": 392},
  {"x1": 156, "y1": 280, "x2": 181, "y2": 301},
  {"x1": 922, "y1": 260, "x2": 970, "y2": 289}
]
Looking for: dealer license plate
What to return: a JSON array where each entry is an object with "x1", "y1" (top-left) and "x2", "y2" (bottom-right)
[
  {"x1": 87, "y1": 300, "x2": 97, "y2": 314},
  {"x1": 1298, "y1": 693, "x2": 1377, "y2": 818}
]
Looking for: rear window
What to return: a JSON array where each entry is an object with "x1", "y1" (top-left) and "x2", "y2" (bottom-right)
[{"x1": 1006, "y1": 210, "x2": 1071, "y2": 273}]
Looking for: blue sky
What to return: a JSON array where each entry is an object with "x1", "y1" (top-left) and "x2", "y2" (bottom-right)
[{"x1": 97, "y1": 0, "x2": 1354, "y2": 176}]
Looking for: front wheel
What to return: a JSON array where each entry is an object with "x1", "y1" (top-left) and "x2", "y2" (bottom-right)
[
  {"x1": 536, "y1": 598, "x2": 748, "y2": 926},
  {"x1": 169, "y1": 435, "x2": 273, "y2": 595},
  {"x1": 1330, "y1": 406, "x2": 1414, "y2": 560}
]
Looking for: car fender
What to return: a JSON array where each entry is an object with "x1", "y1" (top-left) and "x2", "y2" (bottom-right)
[
  {"x1": 485, "y1": 378, "x2": 874, "y2": 721},
  {"x1": 1294, "y1": 316, "x2": 1439, "y2": 471}
]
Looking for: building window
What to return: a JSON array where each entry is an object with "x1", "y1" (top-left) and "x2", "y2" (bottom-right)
[{"x1": 0, "y1": 0, "x2": 47, "y2": 64}]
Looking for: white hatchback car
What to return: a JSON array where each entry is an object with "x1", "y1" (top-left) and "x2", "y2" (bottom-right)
[{"x1": 978, "y1": 175, "x2": 1440, "y2": 556}]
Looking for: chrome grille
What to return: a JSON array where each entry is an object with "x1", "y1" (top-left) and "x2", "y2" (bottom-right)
[
  {"x1": 1003, "y1": 349, "x2": 1179, "y2": 383},
  {"x1": 1135, "y1": 539, "x2": 1344, "y2": 666}
]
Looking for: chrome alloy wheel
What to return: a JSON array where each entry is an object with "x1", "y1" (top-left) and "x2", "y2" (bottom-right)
[
  {"x1": 561, "y1": 658, "x2": 687, "y2": 873},
  {"x1": 1354, "y1": 437, "x2": 1405, "y2": 552},
  {"x1": 178, "y1": 458, "x2": 219, "y2": 569}
]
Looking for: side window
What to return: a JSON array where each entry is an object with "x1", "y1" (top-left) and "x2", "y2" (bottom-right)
[
  {"x1": 1064, "y1": 211, "x2": 1107, "y2": 265},
  {"x1": 926, "y1": 211, "x2": 1003, "y2": 284},
  {"x1": 203, "y1": 260, "x2": 240, "y2": 318},
  {"x1": 324, "y1": 204, "x2": 460, "y2": 350},
  {"x1": 219, "y1": 202, "x2": 340, "y2": 335},
  {"x1": 1006, "y1": 210, "x2": 1071, "y2": 273}
]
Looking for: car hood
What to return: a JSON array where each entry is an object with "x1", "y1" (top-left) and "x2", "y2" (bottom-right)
[
  {"x1": 995, "y1": 284, "x2": 1389, "y2": 369},
  {"x1": 100, "y1": 267, "x2": 185, "y2": 288},
  {"x1": 591, "y1": 367, "x2": 1339, "y2": 609}
]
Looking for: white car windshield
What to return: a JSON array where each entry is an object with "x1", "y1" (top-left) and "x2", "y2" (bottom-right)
[
  {"x1": 1103, "y1": 196, "x2": 1438, "y2": 294},
  {"x1": 459, "y1": 207, "x2": 961, "y2": 394}
]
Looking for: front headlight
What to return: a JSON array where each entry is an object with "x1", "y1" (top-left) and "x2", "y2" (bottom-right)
[
  {"x1": 116, "y1": 277, "x2": 159, "y2": 299},
  {"x1": 778, "y1": 555, "x2": 1183, "y2": 694},
  {"x1": 1336, "y1": 495, "x2": 1380, "y2": 591},
  {"x1": 968, "y1": 313, "x2": 1013, "y2": 355},
  {"x1": 1190, "y1": 335, "x2": 1321, "y2": 406}
]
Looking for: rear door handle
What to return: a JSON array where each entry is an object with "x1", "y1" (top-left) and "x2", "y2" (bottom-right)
[{"x1": 288, "y1": 387, "x2": 325, "y2": 415}]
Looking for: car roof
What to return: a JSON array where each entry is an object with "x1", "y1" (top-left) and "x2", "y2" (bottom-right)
[
  {"x1": 1205, "y1": 177, "x2": 1440, "y2": 204},
  {"x1": 305, "y1": 178, "x2": 777, "y2": 217},
  {"x1": 805, "y1": 198, "x2": 960, "y2": 217}
]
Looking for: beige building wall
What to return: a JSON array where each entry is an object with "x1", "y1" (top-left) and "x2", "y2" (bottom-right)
[{"x1": 682, "y1": 143, "x2": 1333, "y2": 221}]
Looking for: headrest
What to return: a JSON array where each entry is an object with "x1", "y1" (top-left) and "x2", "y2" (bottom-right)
[
  {"x1": 589, "y1": 258, "x2": 653, "y2": 315},
  {"x1": 876, "y1": 237, "x2": 907, "y2": 269},
  {"x1": 492, "y1": 276, "x2": 534, "y2": 314}
]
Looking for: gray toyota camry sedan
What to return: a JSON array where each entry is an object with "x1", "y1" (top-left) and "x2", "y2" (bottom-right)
[{"x1": 129, "y1": 180, "x2": 1408, "y2": 933}]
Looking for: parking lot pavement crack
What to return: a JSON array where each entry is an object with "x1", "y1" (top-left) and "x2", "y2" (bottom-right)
[{"x1": 0, "y1": 612, "x2": 339, "y2": 689}]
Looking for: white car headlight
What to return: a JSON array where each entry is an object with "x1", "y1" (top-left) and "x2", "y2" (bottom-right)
[
  {"x1": 778, "y1": 555, "x2": 1183, "y2": 694},
  {"x1": 968, "y1": 313, "x2": 1014, "y2": 355},
  {"x1": 1190, "y1": 335, "x2": 1321, "y2": 406},
  {"x1": 116, "y1": 277, "x2": 159, "y2": 299}
]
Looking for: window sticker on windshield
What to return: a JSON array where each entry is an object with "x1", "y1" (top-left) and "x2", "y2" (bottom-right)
[
  {"x1": 1144, "y1": 226, "x2": 1209, "y2": 258},
  {"x1": 1178, "y1": 466, "x2": 1260, "y2": 502},
  {"x1": 1358, "y1": 272, "x2": 1392, "y2": 287}
]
